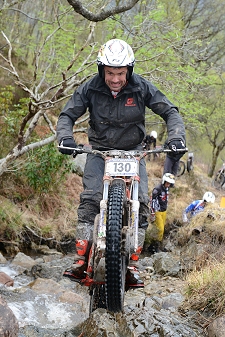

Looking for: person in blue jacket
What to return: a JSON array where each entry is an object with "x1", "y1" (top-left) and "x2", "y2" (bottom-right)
[{"x1": 183, "y1": 191, "x2": 215, "y2": 223}]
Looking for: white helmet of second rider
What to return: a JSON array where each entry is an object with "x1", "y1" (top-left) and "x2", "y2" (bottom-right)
[
  {"x1": 162, "y1": 173, "x2": 175, "y2": 185},
  {"x1": 97, "y1": 39, "x2": 135, "y2": 78},
  {"x1": 150, "y1": 131, "x2": 157, "y2": 139},
  {"x1": 203, "y1": 191, "x2": 215, "y2": 203}
]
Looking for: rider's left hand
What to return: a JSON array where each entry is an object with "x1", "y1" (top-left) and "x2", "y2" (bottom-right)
[{"x1": 168, "y1": 139, "x2": 186, "y2": 160}]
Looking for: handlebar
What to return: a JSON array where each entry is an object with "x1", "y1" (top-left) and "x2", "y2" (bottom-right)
[{"x1": 58, "y1": 145, "x2": 188, "y2": 159}]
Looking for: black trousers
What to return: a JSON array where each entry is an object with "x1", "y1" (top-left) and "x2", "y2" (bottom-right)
[{"x1": 163, "y1": 155, "x2": 180, "y2": 176}]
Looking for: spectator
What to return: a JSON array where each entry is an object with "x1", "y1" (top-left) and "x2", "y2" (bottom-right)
[
  {"x1": 143, "y1": 131, "x2": 158, "y2": 161},
  {"x1": 148, "y1": 173, "x2": 175, "y2": 254},
  {"x1": 183, "y1": 191, "x2": 215, "y2": 223}
]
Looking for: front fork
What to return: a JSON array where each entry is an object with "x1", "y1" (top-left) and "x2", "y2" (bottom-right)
[
  {"x1": 88, "y1": 177, "x2": 140, "y2": 283},
  {"x1": 88, "y1": 179, "x2": 110, "y2": 282},
  {"x1": 97, "y1": 178, "x2": 140, "y2": 253},
  {"x1": 97, "y1": 178, "x2": 110, "y2": 250},
  {"x1": 130, "y1": 180, "x2": 140, "y2": 252}
]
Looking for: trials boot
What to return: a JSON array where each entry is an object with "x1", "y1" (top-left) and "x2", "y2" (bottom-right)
[
  {"x1": 148, "y1": 240, "x2": 160, "y2": 255},
  {"x1": 63, "y1": 239, "x2": 90, "y2": 281},
  {"x1": 126, "y1": 246, "x2": 144, "y2": 289}
]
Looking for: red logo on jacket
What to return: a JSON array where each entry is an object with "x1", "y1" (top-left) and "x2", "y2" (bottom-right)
[{"x1": 125, "y1": 98, "x2": 136, "y2": 106}]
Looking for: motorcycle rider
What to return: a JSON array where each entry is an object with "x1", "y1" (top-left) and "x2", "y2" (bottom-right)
[{"x1": 56, "y1": 38, "x2": 186, "y2": 286}]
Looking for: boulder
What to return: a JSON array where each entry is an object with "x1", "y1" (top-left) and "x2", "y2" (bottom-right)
[
  {"x1": 208, "y1": 315, "x2": 225, "y2": 337},
  {"x1": 11, "y1": 252, "x2": 36, "y2": 270},
  {"x1": 0, "y1": 296, "x2": 19, "y2": 337},
  {"x1": 153, "y1": 252, "x2": 181, "y2": 276},
  {"x1": 0, "y1": 272, "x2": 14, "y2": 287}
]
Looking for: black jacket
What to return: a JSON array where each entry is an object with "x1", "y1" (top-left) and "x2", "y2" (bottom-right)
[
  {"x1": 151, "y1": 183, "x2": 169, "y2": 212},
  {"x1": 56, "y1": 73, "x2": 185, "y2": 150}
]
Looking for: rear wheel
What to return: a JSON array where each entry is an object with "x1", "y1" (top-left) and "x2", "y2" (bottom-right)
[
  {"x1": 176, "y1": 160, "x2": 185, "y2": 177},
  {"x1": 106, "y1": 182, "x2": 126, "y2": 313},
  {"x1": 212, "y1": 172, "x2": 225, "y2": 189}
]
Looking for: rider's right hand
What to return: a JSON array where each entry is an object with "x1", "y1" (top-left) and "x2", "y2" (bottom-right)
[{"x1": 59, "y1": 137, "x2": 77, "y2": 155}]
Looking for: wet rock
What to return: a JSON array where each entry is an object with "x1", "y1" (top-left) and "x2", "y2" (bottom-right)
[
  {"x1": 59, "y1": 290, "x2": 83, "y2": 304},
  {"x1": 0, "y1": 295, "x2": 19, "y2": 337},
  {"x1": 11, "y1": 252, "x2": 37, "y2": 270},
  {"x1": 0, "y1": 250, "x2": 205, "y2": 337},
  {"x1": 208, "y1": 315, "x2": 225, "y2": 337},
  {"x1": 0, "y1": 271, "x2": 14, "y2": 287},
  {"x1": 81, "y1": 309, "x2": 134, "y2": 337},
  {"x1": 28, "y1": 277, "x2": 64, "y2": 294},
  {"x1": 30, "y1": 256, "x2": 73, "y2": 281},
  {"x1": 30, "y1": 263, "x2": 64, "y2": 281},
  {"x1": 18, "y1": 325, "x2": 75, "y2": 337}
]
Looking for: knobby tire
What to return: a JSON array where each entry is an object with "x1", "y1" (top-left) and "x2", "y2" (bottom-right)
[
  {"x1": 212, "y1": 171, "x2": 225, "y2": 189},
  {"x1": 106, "y1": 182, "x2": 126, "y2": 313},
  {"x1": 177, "y1": 160, "x2": 186, "y2": 177}
]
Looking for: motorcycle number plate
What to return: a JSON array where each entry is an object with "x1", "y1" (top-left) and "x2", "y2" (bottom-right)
[{"x1": 105, "y1": 159, "x2": 138, "y2": 176}]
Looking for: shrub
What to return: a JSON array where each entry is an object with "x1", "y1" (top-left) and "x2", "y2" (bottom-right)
[{"x1": 21, "y1": 142, "x2": 73, "y2": 194}]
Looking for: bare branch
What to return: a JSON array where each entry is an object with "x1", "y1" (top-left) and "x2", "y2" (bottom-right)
[
  {"x1": 0, "y1": 135, "x2": 55, "y2": 176},
  {"x1": 0, "y1": 31, "x2": 34, "y2": 96},
  {"x1": 67, "y1": 0, "x2": 140, "y2": 22},
  {"x1": 43, "y1": 113, "x2": 56, "y2": 134},
  {"x1": 33, "y1": 26, "x2": 61, "y2": 86},
  {"x1": 65, "y1": 22, "x2": 96, "y2": 73}
]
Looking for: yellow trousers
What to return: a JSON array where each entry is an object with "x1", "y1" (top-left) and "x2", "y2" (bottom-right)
[{"x1": 153, "y1": 210, "x2": 167, "y2": 242}]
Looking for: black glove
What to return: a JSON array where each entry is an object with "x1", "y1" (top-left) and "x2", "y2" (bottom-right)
[
  {"x1": 58, "y1": 137, "x2": 77, "y2": 155},
  {"x1": 168, "y1": 139, "x2": 186, "y2": 160}
]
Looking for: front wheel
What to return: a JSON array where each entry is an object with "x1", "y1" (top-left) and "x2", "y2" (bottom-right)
[
  {"x1": 176, "y1": 160, "x2": 186, "y2": 177},
  {"x1": 106, "y1": 182, "x2": 127, "y2": 313}
]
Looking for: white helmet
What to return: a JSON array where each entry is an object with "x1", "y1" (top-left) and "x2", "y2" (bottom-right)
[
  {"x1": 150, "y1": 131, "x2": 157, "y2": 139},
  {"x1": 97, "y1": 39, "x2": 135, "y2": 78},
  {"x1": 203, "y1": 191, "x2": 215, "y2": 203},
  {"x1": 162, "y1": 173, "x2": 175, "y2": 185}
]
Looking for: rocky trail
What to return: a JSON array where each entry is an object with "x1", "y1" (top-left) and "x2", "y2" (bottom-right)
[
  {"x1": 0, "y1": 229, "x2": 211, "y2": 337},
  {"x1": 1, "y1": 159, "x2": 225, "y2": 336}
]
